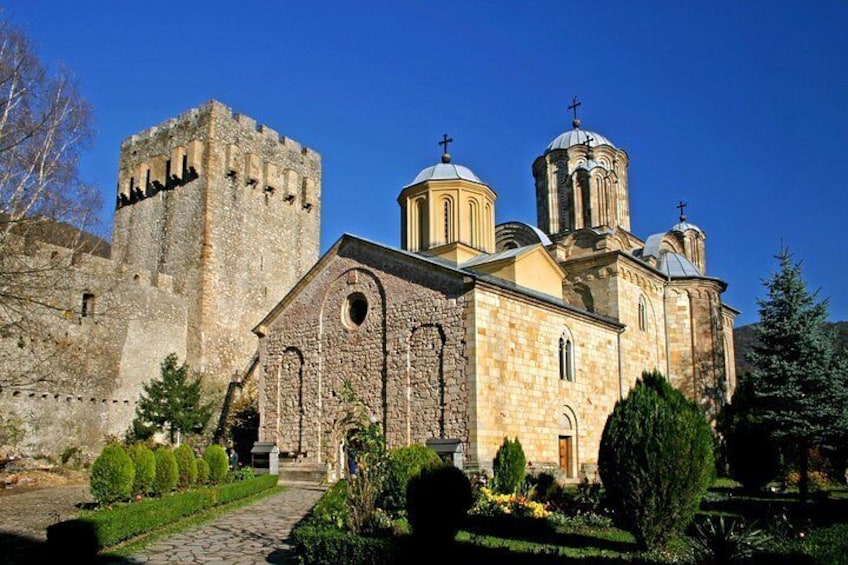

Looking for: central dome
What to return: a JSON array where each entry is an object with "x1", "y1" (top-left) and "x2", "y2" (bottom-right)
[
  {"x1": 406, "y1": 162, "x2": 484, "y2": 187},
  {"x1": 546, "y1": 128, "x2": 615, "y2": 153}
]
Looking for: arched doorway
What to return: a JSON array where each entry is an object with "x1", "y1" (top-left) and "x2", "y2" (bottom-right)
[{"x1": 558, "y1": 406, "x2": 578, "y2": 479}]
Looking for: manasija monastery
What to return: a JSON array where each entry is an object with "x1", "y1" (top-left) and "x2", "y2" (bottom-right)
[{"x1": 0, "y1": 101, "x2": 737, "y2": 482}]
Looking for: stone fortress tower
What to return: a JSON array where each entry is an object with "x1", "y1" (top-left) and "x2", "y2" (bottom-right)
[
  {"x1": 111, "y1": 100, "x2": 321, "y2": 383},
  {"x1": 0, "y1": 101, "x2": 321, "y2": 456}
]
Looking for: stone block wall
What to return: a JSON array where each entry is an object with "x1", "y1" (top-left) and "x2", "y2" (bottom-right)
[
  {"x1": 0, "y1": 236, "x2": 187, "y2": 456},
  {"x1": 615, "y1": 261, "x2": 669, "y2": 388},
  {"x1": 111, "y1": 100, "x2": 321, "y2": 384},
  {"x1": 470, "y1": 283, "x2": 622, "y2": 478}
]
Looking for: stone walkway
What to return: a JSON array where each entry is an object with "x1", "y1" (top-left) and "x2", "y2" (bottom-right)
[
  {"x1": 0, "y1": 484, "x2": 91, "y2": 540},
  {"x1": 121, "y1": 486, "x2": 324, "y2": 564}
]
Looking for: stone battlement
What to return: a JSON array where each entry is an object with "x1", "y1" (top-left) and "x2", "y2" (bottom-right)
[{"x1": 121, "y1": 100, "x2": 320, "y2": 162}]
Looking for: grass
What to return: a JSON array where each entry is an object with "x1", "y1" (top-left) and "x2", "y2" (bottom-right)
[
  {"x1": 102, "y1": 485, "x2": 285, "y2": 558},
  {"x1": 293, "y1": 481, "x2": 848, "y2": 564}
]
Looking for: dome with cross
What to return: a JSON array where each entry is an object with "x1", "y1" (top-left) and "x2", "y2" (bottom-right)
[
  {"x1": 546, "y1": 128, "x2": 616, "y2": 152},
  {"x1": 406, "y1": 162, "x2": 484, "y2": 187},
  {"x1": 546, "y1": 97, "x2": 616, "y2": 153},
  {"x1": 406, "y1": 133, "x2": 486, "y2": 187}
]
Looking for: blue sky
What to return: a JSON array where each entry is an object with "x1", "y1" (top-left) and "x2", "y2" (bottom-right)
[{"x1": 5, "y1": 1, "x2": 847, "y2": 325}]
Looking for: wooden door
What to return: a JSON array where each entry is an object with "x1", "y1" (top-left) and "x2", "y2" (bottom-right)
[{"x1": 558, "y1": 436, "x2": 573, "y2": 478}]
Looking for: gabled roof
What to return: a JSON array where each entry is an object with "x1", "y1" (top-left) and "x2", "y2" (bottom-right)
[{"x1": 253, "y1": 234, "x2": 623, "y2": 335}]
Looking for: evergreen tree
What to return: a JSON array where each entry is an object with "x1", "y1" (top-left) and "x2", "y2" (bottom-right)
[
  {"x1": 748, "y1": 248, "x2": 848, "y2": 499},
  {"x1": 130, "y1": 353, "x2": 213, "y2": 444}
]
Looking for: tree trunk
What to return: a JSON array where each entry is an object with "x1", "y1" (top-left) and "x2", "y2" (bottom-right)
[{"x1": 798, "y1": 441, "x2": 809, "y2": 502}]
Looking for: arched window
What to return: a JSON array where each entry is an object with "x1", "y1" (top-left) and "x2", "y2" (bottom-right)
[
  {"x1": 468, "y1": 200, "x2": 478, "y2": 248},
  {"x1": 638, "y1": 296, "x2": 647, "y2": 331},
  {"x1": 416, "y1": 199, "x2": 427, "y2": 251},
  {"x1": 484, "y1": 202, "x2": 492, "y2": 250},
  {"x1": 559, "y1": 331, "x2": 575, "y2": 382},
  {"x1": 442, "y1": 198, "x2": 453, "y2": 244}
]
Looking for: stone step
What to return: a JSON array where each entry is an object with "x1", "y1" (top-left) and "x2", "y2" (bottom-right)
[{"x1": 276, "y1": 463, "x2": 326, "y2": 484}]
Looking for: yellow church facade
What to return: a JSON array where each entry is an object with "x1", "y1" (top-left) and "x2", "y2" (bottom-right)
[{"x1": 255, "y1": 113, "x2": 737, "y2": 481}]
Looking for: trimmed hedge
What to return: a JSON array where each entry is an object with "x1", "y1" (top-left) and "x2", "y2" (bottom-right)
[
  {"x1": 290, "y1": 524, "x2": 398, "y2": 565},
  {"x1": 204, "y1": 444, "x2": 228, "y2": 484},
  {"x1": 407, "y1": 465, "x2": 473, "y2": 543},
  {"x1": 128, "y1": 444, "x2": 156, "y2": 496},
  {"x1": 152, "y1": 447, "x2": 178, "y2": 496},
  {"x1": 174, "y1": 444, "x2": 198, "y2": 489},
  {"x1": 493, "y1": 437, "x2": 526, "y2": 495},
  {"x1": 90, "y1": 444, "x2": 135, "y2": 505},
  {"x1": 196, "y1": 457, "x2": 210, "y2": 486},
  {"x1": 379, "y1": 445, "x2": 441, "y2": 516},
  {"x1": 47, "y1": 474, "x2": 278, "y2": 553}
]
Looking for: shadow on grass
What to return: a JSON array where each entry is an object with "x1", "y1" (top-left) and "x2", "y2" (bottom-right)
[
  {"x1": 464, "y1": 515, "x2": 637, "y2": 554},
  {"x1": 701, "y1": 488, "x2": 848, "y2": 527}
]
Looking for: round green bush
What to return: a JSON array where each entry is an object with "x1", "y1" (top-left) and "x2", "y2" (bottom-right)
[
  {"x1": 196, "y1": 457, "x2": 210, "y2": 486},
  {"x1": 203, "y1": 444, "x2": 228, "y2": 484},
  {"x1": 379, "y1": 445, "x2": 442, "y2": 515},
  {"x1": 152, "y1": 447, "x2": 178, "y2": 496},
  {"x1": 599, "y1": 370, "x2": 714, "y2": 551},
  {"x1": 90, "y1": 444, "x2": 135, "y2": 505},
  {"x1": 493, "y1": 437, "x2": 526, "y2": 494},
  {"x1": 127, "y1": 443, "x2": 156, "y2": 496},
  {"x1": 407, "y1": 465, "x2": 473, "y2": 543},
  {"x1": 174, "y1": 444, "x2": 198, "y2": 489}
]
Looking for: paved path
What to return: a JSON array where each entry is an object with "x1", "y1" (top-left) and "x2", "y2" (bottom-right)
[
  {"x1": 123, "y1": 486, "x2": 324, "y2": 564},
  {"x1": 0, "y1": 484, "x2": 91, "y2": 540}
]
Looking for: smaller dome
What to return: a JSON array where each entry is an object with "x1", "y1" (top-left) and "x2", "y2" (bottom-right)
[
  {"x1": 406, "y1": 162, "x2": 484, "y2": 187},
  {"x1": 671, "y1": 221, "x2": 703, "y2": 234},
  {"x1": 657, "y1": 251, "x2": 702, "y2": 278},
  {"x1": 547, "y1": 128, "x2": 615, "y2": 153}
]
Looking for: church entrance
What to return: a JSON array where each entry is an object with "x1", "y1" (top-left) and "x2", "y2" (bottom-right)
[{"x1": 558, "y1": 436, "x2": 574, "y2": 479}]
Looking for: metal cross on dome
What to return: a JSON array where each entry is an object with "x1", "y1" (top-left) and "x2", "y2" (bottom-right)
[
  {"x1": 677, "y1": 200, "x2": 688, "y2": 221},
  {"x1": 568, "y1": 96, "x2": 581, "y2": 122},
  {"x1": 438, "y1": 133, "x2": 453, "y2": 155}
]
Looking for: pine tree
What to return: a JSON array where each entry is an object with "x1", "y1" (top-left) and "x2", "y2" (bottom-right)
[
  {"x1": 130, "y1": 353, "x2": 213, "y2": 444},
  {"x1": 748, "y1": 248, "x2": 847, "y2": 500}
]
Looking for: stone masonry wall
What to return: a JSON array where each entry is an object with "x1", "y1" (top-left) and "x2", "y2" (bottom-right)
[
  {"x1": 258, "y1": 238, "x2": 469, "y2": 478},
  {"x1": 471, "y1": 284, "x2": 622, "y2": 479},
  {"x1": 111, "y1": 100, "x2": 320, "y2": 385},
  {"x1": 615, "y1": 260, "x2": 668, "y2": 389},
  {"x1": 0, "y1": 237, "x2": 187, "y2": 457}
]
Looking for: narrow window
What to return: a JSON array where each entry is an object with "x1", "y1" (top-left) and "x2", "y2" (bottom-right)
[
  {"x1": 81, "y1": 293, "x2": 95, "y2": 318},
  {"x1": 443, "y1": 198, "x2": 452, "y2": 243},
  {"x1": 182, "y1": 154, "x2": 188, "y2": 179},
  {"x1": 468, "y1": 200, "x2": 478, "y2": 247},
  {"x1": 559, "y1": 336, "x2": 566, "y2": 380},
  {"x1": 559, "y1": 335, "x2": 575, "y2": 382},
  {"x1": 416, "y1": 199, "x2": 427, "y2": 250},
  {"x1": 638, "y1": 297, "x2": 647, "y2": 331}
]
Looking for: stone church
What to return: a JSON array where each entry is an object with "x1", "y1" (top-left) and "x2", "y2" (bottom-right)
[
  {"x1": 1, "y1": 101, "x2": 321, "y2": 456},
  {"x1": 255, "y1": 110, "x2": 738, "y2": 481}
]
